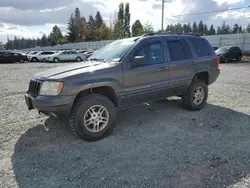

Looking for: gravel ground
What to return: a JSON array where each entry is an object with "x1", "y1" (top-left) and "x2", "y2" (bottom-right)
[{"x1": 1, "y1": 61, "x2": 250, "y2": 188}]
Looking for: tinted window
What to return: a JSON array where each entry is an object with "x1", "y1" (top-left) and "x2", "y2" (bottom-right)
[
  {"x1": 167, "y1": 41, "x2": 186, "y2": 61},
  {"x1": 134, "y1": 42, "x2": 163, "y2": 66},
  {"x1": 41, "y1": 52, "x2": 54, "y2": 55},
  {"x1": 189, "y1": 38, "x2": 213, "y2": 57}
]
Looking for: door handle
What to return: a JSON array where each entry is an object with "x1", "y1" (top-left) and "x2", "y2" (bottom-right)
[{"x1": 157, "y1": 67, "x2": 168, "y2": 71}]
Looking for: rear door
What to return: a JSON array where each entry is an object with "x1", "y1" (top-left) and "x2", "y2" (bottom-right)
[
  {"x1": 122, "y1": 39, "x2": 170, "y2": 106},
  {"x1": 166, "y1": 38, "x2": 193, "y2": 92}
]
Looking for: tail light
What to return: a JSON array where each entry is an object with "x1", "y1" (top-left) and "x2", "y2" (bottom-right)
[{"x1": 216, "y1": 57, "x2": 220, "y2": 69}]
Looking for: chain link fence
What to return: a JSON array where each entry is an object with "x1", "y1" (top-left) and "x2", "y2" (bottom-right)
[{"x1": 23, "y1": 33, "x2": 250, "y2": 53}]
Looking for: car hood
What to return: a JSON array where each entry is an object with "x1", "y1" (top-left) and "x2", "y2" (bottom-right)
[{"x1": 33, "y1": 61, "x2": 118, "y2": 80}]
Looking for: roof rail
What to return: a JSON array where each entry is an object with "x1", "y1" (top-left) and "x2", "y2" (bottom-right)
[{"x1": 142, "y1": 31, "x2": 200, "y2": 37}]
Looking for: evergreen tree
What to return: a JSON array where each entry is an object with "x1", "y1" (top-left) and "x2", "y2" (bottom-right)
[
  {"x1": 118, "y1": 3, "x2": 125, "y2": 37},
  {"x1": 217, "y1": 26, "x2": 221, "y2": 35},
  {"x1": 86, "y1": 15, "x2": 97, "y2": 41},
  {"x1": 74, "y1": 8, "x2": 81, "y2": 42},
  {"x1": 49, "y1": 25, "x2": 63, "y2": 46},
  {"x1": 203, "y1": 24, "x2": 208, "y2": 35},
  {"x1": 208, "y1": 24, "x2": 216, "y2": 35},
  {"x1": 95, "y1": 11, "x2": 104, "y2": 40},
  {"x1": 247, "y1": 24, "x2": 250, "y2": 33},
  {"x1": 187, "y1": 23, "x2": 192, "y2": 32},
  {"x1": 239, "y1": 26, "x2": 242, "y2": 33},
  {"x1": 192, "y1": 22, "x2": 198, "y2": 33},
  {"x1": 67, "y1": 14, "x2": 76, "y2": 42},
  {"x1": 124, "y1": 3, "x2": 131, "y2": 37},
  {"x1": 132, "y1": 20, "x2": 143, "y2": 36},
  {"x1": 198, "y1": 20, "x2": 204, "y2": 35},
  {"x1": 233, "y1": 24, "x2": 239, "y2": 34}
]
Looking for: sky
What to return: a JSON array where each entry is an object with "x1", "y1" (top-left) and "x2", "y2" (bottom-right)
[{"x1": 0, "y1": 0, "x2": 249, "y2": 43}]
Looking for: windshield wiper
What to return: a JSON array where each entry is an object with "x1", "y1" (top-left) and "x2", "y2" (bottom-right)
[{"x1": 89, "y1": 58, "x2": 106, "y2": 62}]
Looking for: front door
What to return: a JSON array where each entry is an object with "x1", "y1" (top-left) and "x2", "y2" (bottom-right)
[{"x1": 122, "y1": 41, "x2": 169, "y2": 106}]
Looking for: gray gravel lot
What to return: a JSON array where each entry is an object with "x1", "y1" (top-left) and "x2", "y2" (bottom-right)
[{"x1": 1, "y1": 61, "x2": 250, "y2": 188}]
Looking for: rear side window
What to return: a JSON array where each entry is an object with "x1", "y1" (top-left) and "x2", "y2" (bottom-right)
[
  {"x1": 167, "y1": 41, "x2": 186, "y2": 61},
  {"x1": 189, "y1": 38, "x2": 213, "y2": 57}
]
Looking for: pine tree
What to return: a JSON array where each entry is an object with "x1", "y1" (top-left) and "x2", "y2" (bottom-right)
[
  {"x1": 208, "y1": 24, "x2": 216, "y2": 35},
  {"x1": 67, "y1": 14, "x2": 77, "y2": 42},
  {"x1": 233, "y1": 24, "x2": 239, "y2": 34},
  {"x1": 203, "y1": 24, "x2": 208, "y2": 35},
  {"x1": 217, "y1": 26, "x2": 221, "y2": 35},
  {"x1": 74, "y1": 8, "x2": 81, "y2": 42},
  {"x1": 41, "y1": 34, "x2": 49, "y2": 46},
  {"x1": 49, "y1": 25, "x2": 63, "y2": 46},
  {"x1": 86, "y1": 15, "x2": 97, "y2": 41},
  {"x1": 239, "y1": 26, "x2": 242, "y2": 33},
  {"x1": 198, "y1": 20, "x2": 204, "y2": 35},
  {"x1": 221, "y1": 21, "x2": 227, "y2": 34},
  {"x1": 192, "y1": 22, "x2": 198, "y2": 33},
  {"x1": 247, "y1": 24, "x2": 250, "y2": 33},
  {"x1": 124, "y1": 3, "x2": 131, "y2": 37},
  {"x1": 132, "y1": 20, "x2": 143, "y2": 36},
  {"x1": 118, "y1": 3, "x2": 125, "y2": 37},
  {"x1": 95, "y1": 11, "x2": 104, "y2": 40}
]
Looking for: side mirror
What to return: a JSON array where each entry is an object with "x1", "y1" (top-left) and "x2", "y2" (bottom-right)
[{"x1": 133, "y1": 56, "x2": 145, "y2": 67}]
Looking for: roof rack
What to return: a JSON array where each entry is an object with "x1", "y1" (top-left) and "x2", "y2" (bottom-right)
[{"x1": 142, "y1": 31, "x2": 200, "y2": 37}]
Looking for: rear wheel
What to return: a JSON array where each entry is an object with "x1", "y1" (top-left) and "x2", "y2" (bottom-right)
[
  {"x1": 76, "y1": 57, "x2": 82, "y2": 62},
  {"x1": 53, "y1": 58, "x2": 59, "y2": 63},
  {"x1": 32, "y1": 57, "x2": 38, "y2": 62},
  {"x1": 69, "y1": 94, "x2": 116, "y2": 141},
  {"x1": 182, "y1": 79, "x2": 208, "y2": 111}
]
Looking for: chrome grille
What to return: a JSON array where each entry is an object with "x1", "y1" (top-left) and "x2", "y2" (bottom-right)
[{"x1": 28, "y1": 80, "x2": 41, "y2": 96}]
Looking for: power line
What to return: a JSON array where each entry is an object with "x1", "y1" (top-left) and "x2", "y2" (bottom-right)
[{"x1": 172, "y1": 6, "x2": 250, "y2": 17}]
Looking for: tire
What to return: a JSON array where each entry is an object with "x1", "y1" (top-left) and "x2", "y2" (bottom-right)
[
  {"x1": 20, "y1": 59, "x2": 24, "y2": 63},
  {"x1": 236, "y1": 55, "x2": 242, "y2": 62},
  {"x1": 76, "y1": 57, "x2": 82, "y2": 62},
  {"x1": 53, "y1": 58, "x2": 59, "y2": 63},
  {"x1": 32, "y1": 57, "x2": 38, "y2": 62},
  {"x1": 182, "y1": 79, "x2": 208, "y2": 111},
  {"x1": 69, "y1": 94, "x2": 116, "y2": 141},
  {"x1": 224, "y1": 57, "x2": 228, "y2": 63}
]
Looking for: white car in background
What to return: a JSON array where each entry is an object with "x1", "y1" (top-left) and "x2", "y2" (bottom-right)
[
  {"x1": 42, "y1": 50, "x2": 85, "y2": 62},
  {"x1": 28, "y1": 51, "x2": 55, "y2": 62}
]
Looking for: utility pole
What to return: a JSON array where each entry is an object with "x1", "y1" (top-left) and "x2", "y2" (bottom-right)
[{"x1": 161, "y1": 0, "x2": 164, "y2": 32}]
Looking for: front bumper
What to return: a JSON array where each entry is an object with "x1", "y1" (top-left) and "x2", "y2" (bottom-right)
[{"x1": 25, "y1": 93, "x2": 75, "y2": 117}]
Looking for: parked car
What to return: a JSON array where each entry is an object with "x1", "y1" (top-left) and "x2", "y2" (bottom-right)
[
  {"x1": 29, "y1": 51, "x2": 55, "y2": 62},
  {"x1": 0, "y1": 52, "x2": 28, "y2": 63},
  {"x1": 42, "y1": 51, "x2": 85, "y2": 62},
  {"x1": 77, "y1": 50, "x2": 87, "y2": 54},
  {"x1": 25, "y1": 32, "x2": 220, "y2": 141},
  {"x1": 215, "y1": 46, "x2": 242, "y2": 63},
  {"x1": 84, "y1": 51, "x2": 93, "y2": 60},
  {"x1": 213, "y1": 46, "x2": 218, "y2": 51}
]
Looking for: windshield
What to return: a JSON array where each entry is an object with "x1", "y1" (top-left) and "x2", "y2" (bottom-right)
[
  {"x1": 216, "y1": 47, "x2": 228, "y2": 53},
  {"x1": 89, "y1": 39, "x2": 135, "y2": 62}
]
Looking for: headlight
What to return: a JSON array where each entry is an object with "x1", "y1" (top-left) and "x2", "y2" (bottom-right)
[{"x1": 39, "y1": 81, "x2": 64, "y2": 96}]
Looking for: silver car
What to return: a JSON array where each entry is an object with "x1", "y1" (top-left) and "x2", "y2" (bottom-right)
[{"x1": 43, "y1": 51, "x2": 85, "y2": 62}]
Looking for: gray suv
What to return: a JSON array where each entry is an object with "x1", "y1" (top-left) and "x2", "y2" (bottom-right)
[{"x1": 25, "y1": 33, "x2": 220, "y2": 141}]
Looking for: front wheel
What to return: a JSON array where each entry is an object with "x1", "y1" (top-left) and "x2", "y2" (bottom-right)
[
  {"x1": 69, "y1": 94, "x2": 116, "y2": 141},
  {"x1": 182, "y1": 80, "x2": 208, "y2": 111},
  {"x1": 236, "y1": 55, "x2": 242, "y2": 62}
]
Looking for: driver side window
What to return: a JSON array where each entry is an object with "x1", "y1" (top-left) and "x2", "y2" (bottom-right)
[{"x1": 133, "y1": 42, "x2": 163, "y2": 66}]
